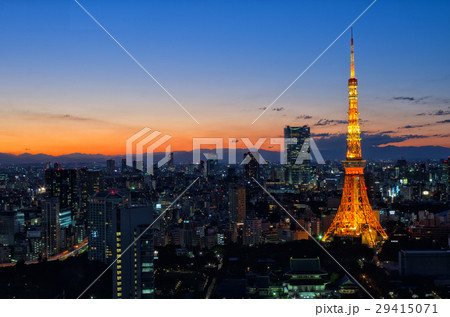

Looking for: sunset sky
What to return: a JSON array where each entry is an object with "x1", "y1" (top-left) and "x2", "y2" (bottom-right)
[{"x1": 0, "y1": 0, "x2": 449, "y2": 155}]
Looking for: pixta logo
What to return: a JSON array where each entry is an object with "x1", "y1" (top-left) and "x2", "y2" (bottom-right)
[
  {"x1": 192, "y1": 137, "x2": 324, "y2": 165},
  {"x1": 126, "y1": 127, "x2": 172, "y2": 174},
  {"x1": 126, "y1": 128, "x2": 325, "y2": 173}
]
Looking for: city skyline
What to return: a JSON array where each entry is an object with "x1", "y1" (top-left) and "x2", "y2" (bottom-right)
[
  {"x1": 0, "y1": 1, "x2": 449, "y2": 302},
  {"x1": 0, "y1": 0, "x2": 449, "y2": 155}
]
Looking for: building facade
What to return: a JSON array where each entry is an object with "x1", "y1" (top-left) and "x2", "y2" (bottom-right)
[
  {"x1": 113, "y1": 206, "x2": 154, "y2": 299},
  {"x1": 87, "y1": 192, "x2": 124, "y2": 263},
  {"x1": 284, "y1": 125, "x2": 311, "y2": 186}
]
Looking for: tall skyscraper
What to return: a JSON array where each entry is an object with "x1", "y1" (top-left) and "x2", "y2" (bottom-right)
[
  {"x1": 284, "y1": 126, "x2": 311, "y2": 186},
  {"x1": 244, "y1": 152, "x2": 260, "y2": 181},
  {"x1": 107, "y1": 159, "x2": 116, "y2": 173},
  {"x1": 41, "y1": 198, "x2": 60, "y2": 256},
  {"x1": 167, "y1": 152, "x2": 174, "y2": 171},
  {"x1": 87, "y1": 192, "x2": 124, "y2": 263},
  {"x1": 0, "y1": 211, "x2": 15, "y2": 246},
  {"x1": 121, "y1": 158, "x2": 127, "y2": 173},
  {"x1": 45, "y1": 168, "x2": 79, "y2": 217},
  {"x1": 322, "y1": 29, "x2": 388, "y2": 247},
  {"x1": 79, "y1": 168, "x2": 104, "y2": 221},
  {"x1": 444, "y1": 157, "x2": 449, "y2": 197},
  {"x1": 229, "y1": 185, "x2": 246, "y2": 222},
  {"x1": 243, "y1": 218, "x2": 262, "y2": 246},
  {"x1": 113, "y1": 206, "x2": 154, "y2": 299},
  {"x1": 205, "y1": 153, "x2": 218, "y2": 177}
]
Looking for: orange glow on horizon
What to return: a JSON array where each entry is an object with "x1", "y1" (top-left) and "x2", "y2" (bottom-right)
[{"x1": 2, "y1": 128, "x2": 449, "y2": 156}]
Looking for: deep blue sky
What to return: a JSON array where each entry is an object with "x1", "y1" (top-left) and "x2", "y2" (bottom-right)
[{"x1": 0, "y1": 0, "x2": 449, "y2": 154}]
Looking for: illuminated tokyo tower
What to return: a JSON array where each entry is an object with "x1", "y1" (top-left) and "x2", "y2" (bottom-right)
[{"x1": 322, "y1": 28, "x2": 388, "y2": 247}]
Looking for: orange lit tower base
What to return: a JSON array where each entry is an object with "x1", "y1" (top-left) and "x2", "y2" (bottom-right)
[{"x1": 322, "y1": 29, "x2": 388, "y2": 247}]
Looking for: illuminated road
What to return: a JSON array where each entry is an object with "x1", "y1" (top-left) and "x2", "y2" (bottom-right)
[
  {"x1": 0, "y1": 237, "x2": 88, "y2": 268},
  {"x1": 48, "y1": 237, "x2": 88, "y2": 261}
]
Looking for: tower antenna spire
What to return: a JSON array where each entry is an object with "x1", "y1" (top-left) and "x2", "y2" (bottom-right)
[{"x1": 350, "y1": 26, "x2": 355, "y2": 78}]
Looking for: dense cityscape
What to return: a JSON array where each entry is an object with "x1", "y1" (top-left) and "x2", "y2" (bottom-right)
[
  {"x1": 0, "y1": 2, "x2": 449, "y2": 312},
  {"x1": 0, "y1": 135, "x2": 449, "y2": 299}
]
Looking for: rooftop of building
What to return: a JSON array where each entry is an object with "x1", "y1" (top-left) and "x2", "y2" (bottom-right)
[
  {"x1": 285, "y1": 278, "x2": 326, "y2": 286},
  {"x1": 399, "y1": 250, "x2": 450, "y2": 255},
  {"x1": 91, "y1": 191, "x2": 123, "y2": 199},
  {"x1": 288, "y1": 257, "x2": 326, "y2": 275}
]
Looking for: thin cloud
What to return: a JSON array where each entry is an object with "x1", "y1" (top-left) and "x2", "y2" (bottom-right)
[
  {"x1": 52, "y1": 114, "x2": 91, "y2": 121},
  {"x1": 399, "y1": 118, "x2": 450, "y2": 129},
  {"x1": 393, "y1": 96, "x2": 415, "y2": 101},
  {"x1": 297, "y1": 114, "x2": 313, "y2": 120},
  {"x1": 401, "y1": 124, "x2": 428, "y2": 129},
  {"x1": 392, "y1": 96, "x2": 431, "y2": 104},
  {"x1": 416, "y1": 109, "x2": 450, "y2": 116},
  {"x1": 431, "y1": 109, "x2": 450, "y2": 116},
  {"x1": 272, "y1": 107, "x2": 285, "y2": 112},
  {"x1": 10, "y1": 110, "x2": 128, "y2": 128},
  {"x1": 314, "y1": 119, "x2": 347, "y2": 126},
  {"x1": 311, "y1": 132, "x2": 333, "y2": 138},
  {"x1": 399, "y1": 134, "x2": 427, "y2": 139},
  {"x1": 391, "y1": 96, "x2": 450, "y2": 107},
  {"x1": 313, "y1": 132, "x2": 438, "y2": 154}
]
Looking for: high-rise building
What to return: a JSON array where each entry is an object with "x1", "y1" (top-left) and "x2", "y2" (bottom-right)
[
  {"x1": 79, "y1": 168, "x2": 104, "y2": 221},
  {"x1": 205, "y1": 153, "x2": 218, "y2": 177},
  {"x1": 45, "y1": 168, "x2": 79, "y2": 218},
  {"x1": 121, "y1": 158, "x2": 127, "y2": 173},
  {"x1": 41, "y1": 198, "x2": 60, "y2": 256},
  {"x1": 107, "y1": 159, "x2": 116, "y2": 173},
  {"x1": 284, "y1": 125, "x2": 311, "y2": 186},
  {"x1": 59, "y1": 207, "x2": 73, "y2": 250},
  {"x1": 399, "y1": 250, "x2": 450, "y2": 277},
  {"x1": 167, "y1": 152, "x2": 174, "y2": 171},
  {"x1": 59, "y1": 208, "x2": 72, "y2": 229},
  {"x1": 0, "y1": 211, "x2": 15, "y2": 246},
  {"x1": 322, "y1": 29, "x2": 388, "y2": 247},
  {"x1": 244, "y1": 152, "x2": 260, "y2": 181},
  {"x1": 243, "y1": 218, "x2": 262, "y2": 246},
  {"x1": 395, "y1": 159, "x2": 408, "y2": 180},
  {"x1": 229, "y1": 185, "x2": 246, "y2": 222},
  {"x1": 113, "y1": 206, "x2": 154, "y2": 299},
  {"x1": 87, "y1": 192, "x2": 124, "y2": 263},
  {"x1": 27, "y1": 229, "x2": 44, "y2": 261},
  {"x1": 0, "y1": 174, "x2": 7, "y2": 189},
  {"x1": 444, "y1": 157, "x2": 449, "y2": 198}
]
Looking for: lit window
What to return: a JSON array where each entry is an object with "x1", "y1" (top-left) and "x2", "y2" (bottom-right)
[{"x1": 142, "y1": 289, "x2": 154, "y2": 294}]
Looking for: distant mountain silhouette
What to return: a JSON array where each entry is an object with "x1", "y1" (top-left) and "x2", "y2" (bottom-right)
[{"x1": 0, "y1": 144, "x2": 448, "y2": 166}]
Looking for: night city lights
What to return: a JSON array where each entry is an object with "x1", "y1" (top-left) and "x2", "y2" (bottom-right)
[{"x1": 0, "y1": 1, "x2": 449, "y2": 316}]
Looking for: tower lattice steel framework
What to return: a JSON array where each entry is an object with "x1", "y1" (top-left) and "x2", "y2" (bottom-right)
[{"x1": 322, "y1": 29, "x2": 388, "y2": 247}]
